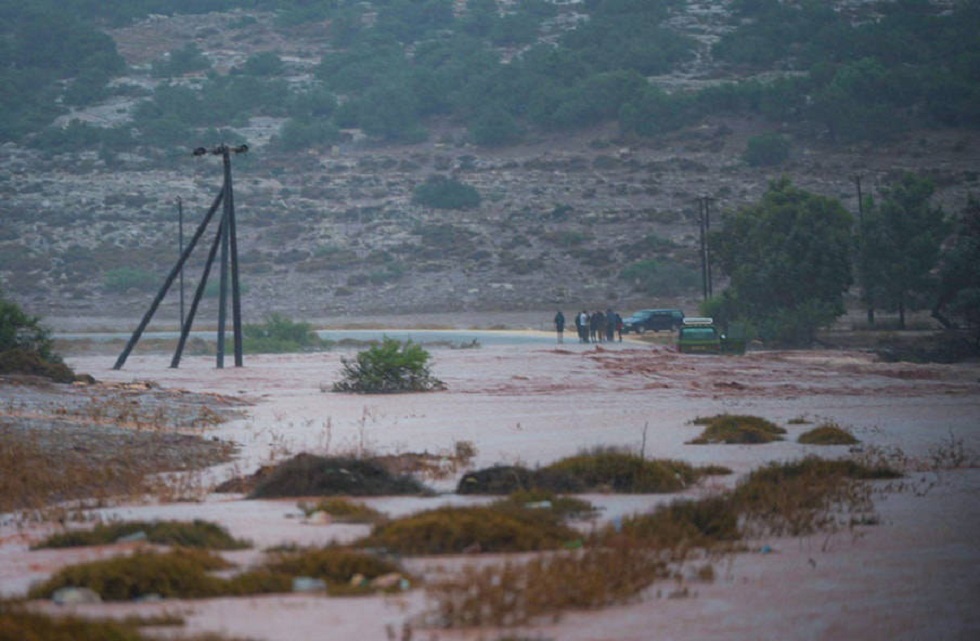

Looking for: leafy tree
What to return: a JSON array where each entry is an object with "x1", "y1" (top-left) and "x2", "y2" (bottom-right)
[
  {"x1": 712, "y1": 178, "x2": 854, "y2": 346},
  {"x1": 332, "y1": 338, "x2": 445, "y2": 393},
  {"x1": 860, "y1": 173, "x2": 949, "y2": 329},
  {"x1": 412, "y1": 175, "x2": 481, "y2": 210},
  {"x1": 933, "y1": 196, "x2": 980, "y2": 346}
]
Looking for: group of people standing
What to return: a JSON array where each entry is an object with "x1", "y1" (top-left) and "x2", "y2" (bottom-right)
[{"x1": 553, "y1": 309, "x2": 623, "y2": 344}]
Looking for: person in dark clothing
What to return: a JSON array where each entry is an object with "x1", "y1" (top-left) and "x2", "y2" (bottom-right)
[
  {"x1": 554, "y1": 310, "x2": 565, "y2": 344},
  {"x1": 605, "y1": 308, "x2": 616, "y2": 342},
  {"x1": 590, "y1": 310, "x2": 605, "y2": 343}
]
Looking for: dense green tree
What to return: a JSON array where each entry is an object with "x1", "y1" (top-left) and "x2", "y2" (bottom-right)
[
  {"x1": 933, "y1": 196, "x2": 980, "y2": 346},
  {"x1": 860, "y1": 173, "x2": 949, "y2": 329},
  {"x1": 712, "y1": 178, "x2": 854, "y2": 346}
]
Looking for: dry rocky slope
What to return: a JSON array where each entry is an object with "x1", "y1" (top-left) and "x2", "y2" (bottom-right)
[{"x1": 2, "y1": 5, "x2": 977, "y2": 331}]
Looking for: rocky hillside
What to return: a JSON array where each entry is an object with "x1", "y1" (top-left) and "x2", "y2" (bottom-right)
[{"x1": 2, "y1": 4, "x2": 977, "y2": 330}]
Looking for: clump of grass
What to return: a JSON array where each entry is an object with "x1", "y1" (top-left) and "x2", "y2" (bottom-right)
[
  {"x1": 33, "y1": 519, "x2": 251, "y2": 550},
  {"x1": 299, "y1": 498, "x2": 385, "y2": 524},
  {"x1": 613, "y1": 495, "x2": 742, "y2": 550},
  {"x1": 356, "y1": 505, "x2": 580, "y2": 555},
  {"x1": 247, "y1": 453, "x2": 430, "y2": 498},
  {"x1": 798, "y1": 422, "x2": 860, "y2": 445},
  {"x1": 265, "y1": 546, "x2": 405, "y2": 594},
  {"x1": 458, "y1": 450, "x2": 704, "y2": 495},
  {"x1": 542, "y1": 448, "x2": 700, "y2": 493},
  {"x1": 27, "y1": 548, "x2": 296, "y2": 602},
  {"x1": 688, "y1": 414, "x2": 786, "y2": 444},
  {"x1": 426, "y1": 545, "x2": 667, "y2": 628},
  {"x1": 29, "y1": 548, "x2": 232, "y2": 601},
  {"x1": 731, "y1": 457, "x2": 899, "y2": 537}
]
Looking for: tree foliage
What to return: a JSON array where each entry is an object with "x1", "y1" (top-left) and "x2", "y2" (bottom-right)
[
  {"x1": 860, "y1": 173, "x2": 949, "y2": 328},
  {"x1": 933, "y1": 196, "x2": 980, "y2": 345},
  {"x1": 712, "y1": 178, "x2": 854, "y2": 346}
]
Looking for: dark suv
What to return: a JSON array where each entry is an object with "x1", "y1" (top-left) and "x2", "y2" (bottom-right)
[{"x1": 622, "y1": 309, "x2": 684, "y2": 333}]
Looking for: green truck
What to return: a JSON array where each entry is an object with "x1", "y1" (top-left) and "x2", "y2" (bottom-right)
[{"x1": 677, "y1": 317, "x2": 746, "y2": 355}]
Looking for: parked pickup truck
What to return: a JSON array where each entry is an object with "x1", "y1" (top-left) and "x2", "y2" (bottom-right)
[{"x1": 677, "y1": 317, "x2": 746, "y2": 354}]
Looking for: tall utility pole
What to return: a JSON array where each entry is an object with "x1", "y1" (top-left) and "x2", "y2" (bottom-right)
[
  {"x1": 114, "y1": 143, "x2": 248, "y2": 370},
  {"x1": 697, "y1": 196, "x2": 713, "y2": 302},
  {"x1": 177, "y1": 196, "x2": 185, "y2": 329}
]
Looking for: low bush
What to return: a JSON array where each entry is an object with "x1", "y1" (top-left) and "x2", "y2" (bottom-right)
[
  {"x1": 356, "y1": 505, "x2": 580, "y2": 555},
  {"x1": 243, "y1": 313, "x2": 330, "y2": 353},
  {"x1": 412, "y1": 175, "x2": 481, "y2": 210},
  {"x1": 34, "y1": 520, "x2": 250, "y2": 550},
  {"x1": 28, "y1": 549, "x2": 234, "y2": 601},
  {"x1": 458, "y1": 451, "x2": 707, "y2": 495},
  {"x1": 265, "y1": 547, "x2": 404, "y2": 594},
  {"x1": 798, "y1": 422, "x2": 860, "y2": 445},
  {"x1": 688, "y1": 414, "x2": 786, "y2": 444},
  {"x1": 542, "y1": 449, "x2": 700, "y2": 493},
  {"x1": 613, "y1": 495, "x2": 742, "y2": 550},
  {"x1": 332, "y1": 337, "x2": 445, "y2": 393},
  {"x1": 248, "y1": 453, "x2": 430, "y2": 498},
  {"x1": 456, "y1": 465, "x2": 575, "y2": 494}
]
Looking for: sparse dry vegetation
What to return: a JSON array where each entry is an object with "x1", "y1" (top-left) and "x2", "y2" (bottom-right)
[
  {"x1": 0, "y1": 376, "x2": 241, "y2": 517},
  {"x1": 426, "y1": 545, "x2": 668, "y2": 628},
  {"x1": 0, "y1": 602, "x2": 251, "y2": 641}
]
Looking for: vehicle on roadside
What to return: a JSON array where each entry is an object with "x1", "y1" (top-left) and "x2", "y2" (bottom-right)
[
  {"x1": 622, "y1": 308, "x2": 684, "y2": 334},
  {"x1": 677, "y1": 317, "x2": 747, "y2": 355}
]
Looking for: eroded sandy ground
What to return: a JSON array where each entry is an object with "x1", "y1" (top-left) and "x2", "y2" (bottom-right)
[{"x1": 2, "y1": 338, "x2": 979, "y2": 640}]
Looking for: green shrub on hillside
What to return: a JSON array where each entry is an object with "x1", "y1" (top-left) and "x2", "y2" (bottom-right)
[{"x1": 412, "y1": 175, "x2": 481, "y2": 210}]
